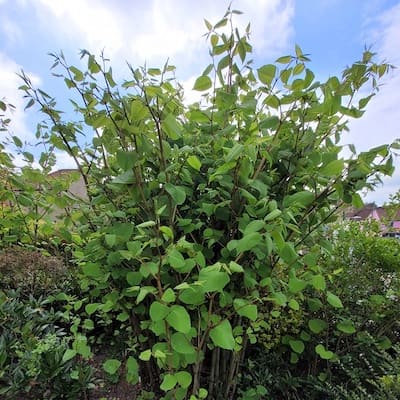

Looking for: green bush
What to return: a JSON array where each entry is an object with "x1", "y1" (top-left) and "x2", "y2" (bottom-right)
[
  {"x1": 1, "y1": 7, "x2": 398, "y2": 399},
  {"x1": 239, "y1": 220, "x2": 400, "y2": 399},
  {"x1": 0, "y1": 290, "x2": 93, "y2": 399}
]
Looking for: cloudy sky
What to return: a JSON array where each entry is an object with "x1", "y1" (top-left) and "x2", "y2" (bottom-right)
[{"x1": 0, "y1": 0, "x2": 399, "y2": 204}]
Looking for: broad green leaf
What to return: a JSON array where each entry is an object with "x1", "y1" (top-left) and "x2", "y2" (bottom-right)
[
  {"x1": 327, "y1": 291, "x2": 343, "y2": 308},
  {"x1": 62, "y1": 349, "x2": 76, "y2": 362},
  {"x1": 233, "y1": 299, "x2": 257, "y2": 321},
  {"x1": 315, "y1": 344, "x2": 334, "y2": 360},
  {"x1": 150, "y1": 301, "x2": 170, "y2": 322},
  {"x1": 175, "y1": 371, "x2": 192, "y2": 389},
  {"x1": 257, "y1": 64, "x2": 277, "y2": 85},
  {"x1": 283, "y1": 191, "x2": 314, "y2": 208},
  {"x1": 103, "y1": 359, "x2": 121, "y2": 375},
  {"x1": 163, "y1": 114, "x2": 182, "y2": 140},
  {"x1": 243, "y1": 220, "x2": 265, "y2": 235},
  {"x1": 161, "y1": 288, "x2": 176, "y2": 303},
  {"x1": 308, "y1": 319, "x2": 328, "y2": 334},
  {"x1": 126, "y1": 357, "x2": 139, "y2": 384},
  {"x1": 105, "y1": 234, "x2": 117, "y2": 247},
  {"x1": 126, "y1": 241, "x2": 141, "y2": 257},
  {"x1": 193, "y1": 76, "x2": 212, "y2": 91},
  {"x1": 289, "y1": 339, "x2": 305, "y2": 354},
  {"x1": 264, "y1": 209, "x2": 282, "y2": 221},
  {"x1": 311, "y1": 275, "x2": 326, "y2": 291},
  {"x1": 259, "y1": 116, "x2": 280, "y2": 131},
  {"x1": 320, "y1": 159, "x2": 344, "y2": 177},
  {"x1": 166, "y1": 305, "x2": 191, "y2": 333},
  {"x1": 288, "y1": 277, "x2": 307, "y2": 293},
  {"x1": 288, "y1": 299, "x2": 300, "y2": 310},
  {"x1": 126, "y1": 271, "x2": 142, "y2": 285},
  {"x1": 116, "y1": 150, "x2": 136, "y2": 170},
  {"x1": 171, "y1": 332, "x2": 195, "y2": 354},
  {"x1": 179, "y1": 286, "x2": 205, "y2": 305},
  {"x1": 225, "y1": 144, "x2": 244, "y2": 162},
  {"x1": 235, "y1": 232, "x2": 262, "y2": 253},
  {"x1": 139, "y1": 349, "x2": 151, "y2": 361},
  {"x1": 336, "y1": 320, "x2": 356, "y2": 334},
  {"x1": 160, "y1": 226, "x2": 174, "y2": 240},
  {"x1": 187, "y1": 155, "x2": 201, "y2": 171},
  {"x1": 209, "y1": 320, "x2": 235, "y2": 350},
  {"x1": 85, "y1": 303, "x2": 101, "y2": 315},
  {"x1": 198, "y1": 269, "x2": 230, "y2": 292},
  {"x1": 168, "y1": 249, "x2": 186, "y2": 270},
  {"x1": 165, "y1": 183, "x2": 186, "y2": 205},
  {"x1": 160, "y1": 374, "x2": 177, "y2": 391}
]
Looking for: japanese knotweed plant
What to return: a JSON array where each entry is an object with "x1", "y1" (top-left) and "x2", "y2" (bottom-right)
[{"x1": 17, "y1": 8, "x2": 397, "y2": 400}]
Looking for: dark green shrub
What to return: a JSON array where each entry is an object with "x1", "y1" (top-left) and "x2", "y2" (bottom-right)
[{"x1": 0, "y1": 290, "x2": 93, "y2": 399}]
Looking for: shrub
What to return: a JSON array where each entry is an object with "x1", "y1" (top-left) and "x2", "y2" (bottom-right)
[
  {"x1": 0, "y1": 246, "x2": 73, "y2": 298},
  {"x1": 0, "y1": 290, "x2": 93, "y2": 399},
  {"x1": 2, "y1": 7, "x2": 398, "y2": 399}
]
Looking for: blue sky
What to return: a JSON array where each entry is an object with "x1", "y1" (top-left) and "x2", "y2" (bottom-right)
[{"x1": 0, "y1": 0, "x2": 399, "y2": 204}]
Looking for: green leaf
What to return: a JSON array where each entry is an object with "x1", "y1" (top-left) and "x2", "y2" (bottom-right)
[
  {"x1": 139, "y1": 349, "x2": 151, "y2": 361},
  {"x1": 160, "y1": 374, "x2": 177, "y2": 391},
  {"x1": 288, "y1": 299, "x2": 300, "y2": 310},
  {"x1": 179, "y1": 286, "x2": 205, "y2": 305},
  {"x1": 175, "y1": 371, "x2": 192, "y2": 389},
  {"x1": 126, "y1": 241, "x2": 141, "y2": 257},
  {"x1": 161, "y1": 288, "x2": 176, "y2": 303},
  {"x1": 288, "y1": 277, "x2": 307, "y2": 293},
  {"x1": 193, "y1": 75, "x2": 212, "y2": 91},
  {"x1": 168, "y1": 249, "x2": 186, "y2": 270},
  {"x1": 160, "y1": 226, "x2": 174, "y2": 240},
  {"x1": 225, "y1": 143, "x2": 244, "y2": 162},
  {"x1": 166, "y1": 305, "x2": 191, "y2": 333},
  {"x1": 315, "y1": 344, "x2": 334, "y2": 360},
  {"x1": 62, "y1": 349, "x2": 76, "y2": 363},
  {"x1": 257, "y1": 64, "x2": 277, "y2": 85},
  {"x1": 85, "y1": 303, "x2": 100, "y2": 315},
  {"x1": 198, "y1": 269, "x2": 230, "y2": 292},
  {"x1": 336, "y1": 320, "x2": 356, "y2": 334},
  {"x1": 259, "y1": 116, "x2": 280, "y2": 131},
  {"x1": 289, "y1": 339, "x2": 305, "y2": 354},
  {"x1": 320, "y1": 159, "x2": 344, "y2": 176},
  {"x1": 126, "y1": 357, "x2": 139, "y2": 384},
  {"x1": 105, "y1": 234, "x2": 117, "y2": 247},
  {"x1": 150, "y1": 301, "x2": 170, "y2": 322},
  {"x1": 235, "y1": 232, "x2": 262, "y2": 253},
  {"x1": 243, "y1": 220, "x2": 265, "y2": 235},
  {"x1": 283, "y1": 191, "x2": 314, "y2": 208},
  {"x1": 165, "y1": 183, "x2": 186, "y2": 205},
  {"x1": 103, "y1": 359, "x2": 121, "y2": 375},
  {"x1": 171, "y1": 332, "x2": 195, "y2": 354},
  {"x1": 209, "y1": 320, "x2": 235, "y2": 350},
  {"x1": 163, "y1": 114, "x2": 182, "y2": 140},
  {"x1": 308, "y1": 319, "x2": 328, "y2": 334},
  {"x1": 327, "y1": 291, "x2": 343, "y2": 308},
  {"x1": 276, "y1": 55, "x2": 292, "y2": 64},
  {"x1": 187, "y1": 155, "x2": 201, "y2": 171},
  {"x1": 264, "y1": 209, "x2": 282, "y2": 221},
  {"x1": 234, "y1": 299, "x2": 257, "y2": 321},
  {"x1": 311, "y1": 275, "x2": 326, "y2": 291}
]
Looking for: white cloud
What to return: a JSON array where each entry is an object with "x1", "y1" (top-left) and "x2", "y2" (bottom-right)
[
  {"x1": 30, "y1": 0, "x2": 294, "y2": 70},
  {"x1": 347, "y1": 3, "x2": 400, "y2": 204},
  {"x1": 0, "y1": 52, "x2": 41, "y2": 142}
]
